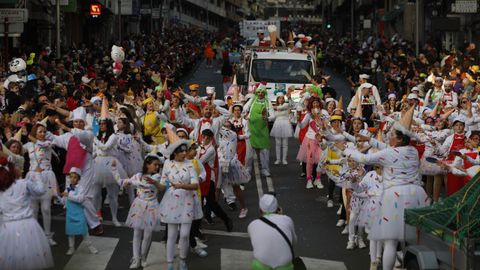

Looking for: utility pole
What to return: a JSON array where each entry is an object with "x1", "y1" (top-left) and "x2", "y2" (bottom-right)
[{"x1": 56, "y1": 0, "x2": 61, "y2": 58}]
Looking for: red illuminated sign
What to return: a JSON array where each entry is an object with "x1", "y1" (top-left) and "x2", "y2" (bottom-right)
[{"x1": 90, "y1": 4, "x2": 101, "y2": 16}]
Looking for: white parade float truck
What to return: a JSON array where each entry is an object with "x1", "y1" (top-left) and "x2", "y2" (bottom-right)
[{"x1": 236, "y1": 46, "x2": 317, "y2": 105}]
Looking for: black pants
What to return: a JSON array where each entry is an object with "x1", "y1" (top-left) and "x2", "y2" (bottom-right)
[
  {"x1": 203, "y1": 182, "x2": 229, "y2": 223},
  {"x1": 302, "y1": 163, "x2": 318, "y2": 179},
  {"x1": 189, "y1": 219, "x2": 202, "y2": 248}
]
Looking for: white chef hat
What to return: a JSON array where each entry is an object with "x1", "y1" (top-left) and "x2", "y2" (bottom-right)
[
  {"x1": 259, "y1": 194, "x2": 278, "y2": 214},
  {"x1": 360, "y1": 82, "x2": 373, "y2": 89},
  {"x1": 407, "y1": 93, "x2": 419, "y2": 100},
  {"x1": 69, "y1": 167, "x2": 82, "y2": 177},
  {"x1": 206, "y1": 86, "x2": 215, "y2": 95},
  {"x1": 72, "y1": 107, "x2": 87, "y2": 122},
  {"x1": 359, "y1": 74, "x2": 370, "y2": 80}
]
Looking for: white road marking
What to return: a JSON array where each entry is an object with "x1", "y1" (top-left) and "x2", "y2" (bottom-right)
[
  {"x1": 266, "y1": 176, "x2": 274, "y2": 192},
  {"x1": 143, "y1": 242, "x2": 173, "y2": 270},
  {"x1": 51, "y1": 216, "x2": 249, "y2": 238},
  {"x1": 220, "y1": 248, "x2": 348, "y2": 270},
  {"x1": 63, "y1": 236, "x2": 118, "y2": 270},
  {"x1": 253, "y1": 153, "x2": 264, "y2": 198}
]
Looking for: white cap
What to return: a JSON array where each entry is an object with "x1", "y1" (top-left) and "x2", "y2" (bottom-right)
[
  {"x1": 69, "y1": 167, "x2": 82, "y2": 176},
  {"x1": 411, "y1": 86, "x2": 419, "y2": 92},
  {"x1": 388, "y1": 93, "x2": 396, "y2": 100},
  {"x1": 90, "y1": 96, "x2": 102, "y2": 104},
  {"x1": 407, "y1": 93, "x2": 419, "y2": 100},
  {"x1": 72, "y1": 107, "x2": 87, "y2": 122},
  {"x1": 81, "y1": 76, "x2": 93, "y2": 84},
  {"x1": 325, "y1": 97, "x2": 337, "y2": 105},
  {"x1": 453, "y1": 115, "x2": 466, "y2": 124},
  {"x1": 259, "y1": 194, "x2": 278, "y2": 214},
  {"x1": 206, "y1": 86, "x2": 215, "y2": 95},
  {"x1": 360, "y1": 82, "x2": 373, "y2": 89},
  {"x1": 359, "y1": 74, "x2": 370, "y2": 80},
  {"x1": 297, "y1": 34, "x2": 305, "y2": 39}
]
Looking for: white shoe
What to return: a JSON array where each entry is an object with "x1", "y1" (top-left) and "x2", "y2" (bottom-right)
[
  {"x1": 313, "y1": 179, "x2": 324, "y2": 189},
  {"x1": 357, "y1": 238, "x2": 367, "y2": 249},
  {"x1": 306, "y1": 180, "x2": 314, "y2": 189},
  {"x1": 274, "y1": 160, "x2": 281, "y2": 165},
  {"x1": 336, "y1": 219, "x2": 345, "y2": 227},
  {"x1": 337, "y1": 205, "x2": 342, "y2": 215},
  {"x1": 130, "y1": 257, "x2": 140, "y2": 269},
  {"x1": 112, "y1": 219, "x2": 122, "y2": 227},
  {"x1": 192, "y1": 246, "x2": 208, "y2": 257},
  {"x1": 341, "y1": 226, "x2": 348, "y2": 234},
  {"x1": 346, "y1": 240, "x2": 356, "y2": 250},
  {"x1": 141, "y1": 256, "x2": 147, "y2": 267},
  {"x1": 282, "y1": 160, "x2": 288, "y2": 165},
  {"x1": 88, "y1": 245, "x2": 99, "y2": 254},
  {"x1": 327, "y1": 200, "x2": 334, "y2": 208},
  {"x1": 238, "y1": 208, "x2": 248, "y2": 219},
  {"x1": 48, "y1": 237, "x2": 58, "y2": 246},
  {"x1": 66, "y1": 247, "x2": 75, "y2": 255},
  {"x1": 195, "y1": 238, "x2": 208, "y2": 249},
  {"x1": 261, "y1": 170, "x2": 271, "y2": 177}
]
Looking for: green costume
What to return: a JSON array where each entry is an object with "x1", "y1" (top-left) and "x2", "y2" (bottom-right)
[
  {"x1": 249, "y1": 98, "x2": 270, "y2": 149},
  {"x1": 252, "y1": 259, "x2": 293, "y2": 270}
]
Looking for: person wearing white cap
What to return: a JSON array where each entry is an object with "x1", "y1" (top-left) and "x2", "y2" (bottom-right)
[
  {"x1": 46, "y1": 106, "x2": 103, "y2": 235},
  {"x1": 335, "y1": 106, "x2": 428, "y2": 270},
  {"x1": 435, "y1": 115, "x2": 468, "y2": 196},
  {"x1": 175, "y1": 98, "x2": 231, "y2": 143},
  {"x1": 347, "y1": 82, "x2": 381, "y2": 124},
  {"x1": 248, "y1": 194, "x2": 297, "y2": 270},
  {"x1": 24, "y1": 123, "x2": 59, "y2": 246},
  {"x1": 63, "y1": 167, "x2": 98, "y2": 256},
  {"x1": 441, "y1": 80, "x2": 458, "y2": 108},
  {"x1": 424, "y1": 77, "x2": 445, "y2": 109}
]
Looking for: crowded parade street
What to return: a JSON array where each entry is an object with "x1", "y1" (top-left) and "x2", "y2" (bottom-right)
[{"x1": 2, "y1": 1, "x2": 480, "y2": 270}]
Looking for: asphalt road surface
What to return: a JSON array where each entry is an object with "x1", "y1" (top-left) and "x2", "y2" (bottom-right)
[{"x1": 46, "y1": 60, "x2": 371, "y2": 270}]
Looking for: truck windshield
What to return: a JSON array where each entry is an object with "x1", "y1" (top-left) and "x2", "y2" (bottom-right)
[{"x1": 251, "y1": 59, "x2": 312, "y2": 84}]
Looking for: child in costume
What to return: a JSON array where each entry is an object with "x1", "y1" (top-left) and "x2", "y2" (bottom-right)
[
  {"x1": 0, "y1": 158, "x2": 54, "y2": 270},
  {"x1": 63, "y1": 167, "x2": 98, "y2": 255},
  {"x1": 112, "y1": 155, "x2": 163, "y2": 269}
]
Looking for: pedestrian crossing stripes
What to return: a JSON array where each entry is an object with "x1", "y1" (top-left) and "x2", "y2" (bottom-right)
[
  {"x1": 60, "y1": 237, "x2": 347, "y2": 270},
  {"x1": 63, "y1": 236, "x2": 118, "y2": 270}
]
